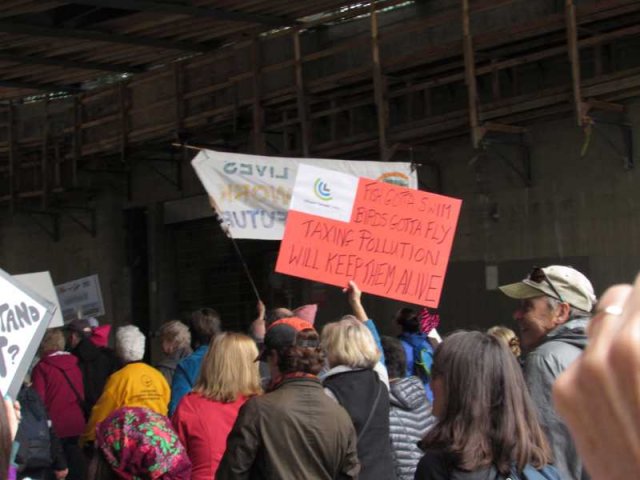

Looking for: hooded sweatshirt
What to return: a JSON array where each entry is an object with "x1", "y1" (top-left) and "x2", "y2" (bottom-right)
[
  {"x1": 388, "y1": 376, "x2": 436, "y2": 480},
  {"x1": 524, "y1": 317, "x2": 590, "y2": 480},
  {"x1": 31, "y1": 351, "x2": 87, "y2": 438},
  {"x1": 72, "y1": 337, "x2": 118, "y2": 411}
]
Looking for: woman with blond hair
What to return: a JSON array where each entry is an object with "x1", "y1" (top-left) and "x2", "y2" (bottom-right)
[
  {"x1": 487, "y1": 325, "x2": 522, "y2": 358},
  {"x1": 171, "y1": 332, "x2": 262, "y2": 479},
  {"x1": 321, "y1": 282, "x2": 395, "y2": 480}
]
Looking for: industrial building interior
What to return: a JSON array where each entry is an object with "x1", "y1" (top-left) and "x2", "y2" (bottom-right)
[{"x1": 0, "y1": 0, "x2": 639, "y2": 348}]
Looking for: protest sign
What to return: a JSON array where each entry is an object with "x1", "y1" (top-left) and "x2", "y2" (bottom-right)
[
  {"x1": 14, "y1": 272, "x2": 64, "y2": 328},
  {"x1": 275, "y1": 165, "x2": 462, "y2": 307},
  {"x1": 191, "y1": 150, "x2": 417, "y2": 240},
  {"x1": 0, "y1": 268, "x2": 56, "y2": 398},
  {"x1": 55, "y1": 274, "x2": 105, "y2": 322}
]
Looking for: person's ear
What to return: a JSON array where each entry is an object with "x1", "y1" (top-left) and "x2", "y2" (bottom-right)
[
  {"x1": 556, "y1": 302, "x2": 571, "y2": 324},
  {"x1": 268, "y1": 350, "x2": 279, "y2": 367}
]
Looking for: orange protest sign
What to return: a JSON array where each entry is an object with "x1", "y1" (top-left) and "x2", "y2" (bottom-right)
[{"x1": 276, "y1": 166, "x2": 462, "y2": 307}]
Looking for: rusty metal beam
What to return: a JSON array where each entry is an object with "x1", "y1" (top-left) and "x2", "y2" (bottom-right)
[
  {"x1": 252, "y1": 40, "x2": 266, "y2": 155},
  {"x1": 293, "y1": 32, "x2": 311, "y2": 157},
  {"x1": 462, "y1": 0, "x2": 482, "y2": 148},
  {"x1": 371, "y1": 3, "x2": 389, "y2": 160},
  {"x1": 71, "y1": 0, "x2": 296, "y2": 27},
  {"x1": 566, "y1": 0, "x2": 584, "y2": 126}
]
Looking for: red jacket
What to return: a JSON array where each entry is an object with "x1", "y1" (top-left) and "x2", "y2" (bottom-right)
[
  {"x1": 171, "y1": 392, "x2": 248, "y2": 480},
  {"x1": 31, "y1": 351, "x2": 87, "y2": 439}
]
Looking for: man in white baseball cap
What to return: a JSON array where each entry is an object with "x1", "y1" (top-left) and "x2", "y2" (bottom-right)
[{"x1": 500, "y1": 265, "x2": 595, "y2": 480}]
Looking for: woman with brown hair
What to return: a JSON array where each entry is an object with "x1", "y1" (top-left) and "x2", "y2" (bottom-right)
[
  {"x1": 415, "y1": 331, "x2": 559, "y2": 480},
  {"x1": 171, "y1": 332, "x2": 261, "y2": 479}
]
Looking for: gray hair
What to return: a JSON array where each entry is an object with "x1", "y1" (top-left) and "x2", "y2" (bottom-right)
[
  {"x1": 116, "y1": 325, "x2": 146, "y2": 363},
  {"x1": 158, "y1": 320, "x2": 191, "y2": 351},
  {"x1": 546, "y1": 297, "x2": 590, "y2": 320}
]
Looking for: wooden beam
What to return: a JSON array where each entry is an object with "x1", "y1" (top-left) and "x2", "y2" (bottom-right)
[
  {"x1": 566, "y1": 0, "x2": 584, "y2": 126},
  {"x1": 252, "y1": 40, "x2": 266, "y2": 154},
  {"x1": 174, "y1": 62, "x2": 184, "y2": 136},
  {"x1": 0, "y1": 79, "x2": 81, "y2": 94},
  {"x1": 71, "y1": 0, "x2": 296, "y2": 27},
  {"x1": 42, "y1": 100, "x2": 50, "y2": 209},
  {"x1": 72, "y1": 97, "x2": 82, "y2": 187},
  {"x1": 8, "y1": 102, "x2": 16, "y2": 213},
  {"x1": 371, "y1": 3, "x2": 389, "y2": 160},
  {"x1": 0, "y1": 52, "x2": 146, "y2": 74},
  {"x1": 0, "y1": 21, "x2": 214, "y2": 53},
  {"x1": 462, "y1": 0, "x2": 482, "y2": 148},
  {"x1": 293, "y1": 32, "x2": 311, "y2": 157}
]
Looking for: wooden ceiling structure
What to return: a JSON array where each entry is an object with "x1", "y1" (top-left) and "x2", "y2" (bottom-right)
[
  {"x1": 0, "y1": 0, "x2": 362, "y2": 99},
  {"x1": 0, "y1": 0, "x2": 640, "y2": 240}
]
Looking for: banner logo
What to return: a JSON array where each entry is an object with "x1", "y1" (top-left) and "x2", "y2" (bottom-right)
[
  {"x1": 313, "y1": 178, "x2": 333, "y2": 201},
  {"x1": 376, "y1": 171, "x2": 410, "y2": 187}
]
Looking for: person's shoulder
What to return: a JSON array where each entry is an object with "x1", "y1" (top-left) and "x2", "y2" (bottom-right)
[{"x1": 415, "y1": 449, "x2": 451, "y2": 480}]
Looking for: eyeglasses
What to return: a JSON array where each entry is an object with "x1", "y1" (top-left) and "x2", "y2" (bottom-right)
[{"x1": 528, "y1": 267, "x2": 564, "y2": 303}]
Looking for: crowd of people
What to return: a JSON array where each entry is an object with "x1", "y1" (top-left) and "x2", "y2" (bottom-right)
[{"x1": 0, "y1": 264, "x2": 639, "y2": 479}]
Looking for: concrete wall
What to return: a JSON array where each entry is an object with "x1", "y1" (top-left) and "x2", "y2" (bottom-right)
[{"x1": 1, "y1": 1, "x2": 640, "y2": 357}]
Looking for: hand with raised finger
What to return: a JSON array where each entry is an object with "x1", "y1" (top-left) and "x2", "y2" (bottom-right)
[{"x1": 343, "y1": 280, "x2": 367, "y2": 322}]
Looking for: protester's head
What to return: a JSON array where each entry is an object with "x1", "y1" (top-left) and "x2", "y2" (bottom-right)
[
  {"x1": 264, "y1": 307, "x2": 294, "y2": 329},
  {"x1": 395, "y1": 307, "x2": 420, "y2": 334},
  {"x1": 487, "y1": 326, "x2": 521, "y2": 358},
  {"x1": 93, "y1": 407, "x2": 191, "y2": 480},
  {"x1": 190, "y1": 308, "x2": 221, "y2": 348},
  {"x1": 194, "y1": 333, "x2": 262, "y2": 403},
  {"x1": 65, "y1": 318, "x2": 92, "y2": 349},
  {"x1": 380, "y1": 336, "x2": 407, "y2": 379},
  {"x1": 499, "y1": 265, "x2": 595, "y2": 351},
  {"x1": 422, "y1": 331, "x2": 552, "y2": 474},
  {"x1": 158, "y1": 320, "x2": 191, "y2": 356},
  {"x1": 115, "y1": 326, "x2": 145, "y2": 363},
  {"x1": 260, "y1": 317, "x2": 324, "y2": 376},
  {"x1": 321, "y1": 316, "x2": 380, "y2": 369},
  {"x1": 39, "y1": 328, "x2": 65, "y2": 355}
]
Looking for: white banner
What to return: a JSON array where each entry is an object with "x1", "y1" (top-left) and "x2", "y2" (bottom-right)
[
  {"x1": 55, "y1": 274, "x2": 105, "y2": 322},
  {"x1": 0, "y1": 269, "x2": 56, "y2": 398},
  {"x1": 191, "y1": 150, "x2": 418, "y2": 240}
]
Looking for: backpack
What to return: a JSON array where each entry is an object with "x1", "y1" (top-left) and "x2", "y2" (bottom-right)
[
  {"x1": 504, "y1": 464, "x2": 562, "y2": 480},
  {"x1": 15, "y1": 387, "x2": 52, "y2": 472},
  {"x1": 401, "y1": 333, "x2": 434, "y2": 382}
]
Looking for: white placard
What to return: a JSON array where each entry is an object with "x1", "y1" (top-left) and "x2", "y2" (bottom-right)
[
  {"x1": 289, "y1": 164, "x2": 359, "y2": 223},
  {"x1": 0, "y1": 269, "x2": 56, "y2": 398},
  {"x1": 55, "y1": 274, "x2": 105, "y2": 322},
  {"x1": 192, "y1": 150, "x2": 417, "y2": 239},
  {"x1": 14, "y1": 272, "x2": 64, "y2": 328}
]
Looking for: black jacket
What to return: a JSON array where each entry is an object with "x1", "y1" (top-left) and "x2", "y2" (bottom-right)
[
  {"x1": 15, "y1": 386, "x2": 66, "y2": 476},
  {"x1": 72, "y1": 338, "x2": 118, "y2": 410},
  {"x1": 388, "y1": 376, "x2": 435, "y2": 480},
  {"x1": 324, "y1": 368, "x2": 396, "y2": 480}
]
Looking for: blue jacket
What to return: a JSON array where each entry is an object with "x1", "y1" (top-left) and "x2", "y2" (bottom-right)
[
  {"x1": 168, "y1": 345, "x2": 208, "y2": 416},
  {"x1": 398, "y1": 333, "x2": 433, "y2": 402}
]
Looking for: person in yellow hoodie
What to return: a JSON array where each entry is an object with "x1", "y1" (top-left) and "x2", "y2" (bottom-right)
[{"x1": 81, "y1": 325, "x2": 170, "y2": 446}]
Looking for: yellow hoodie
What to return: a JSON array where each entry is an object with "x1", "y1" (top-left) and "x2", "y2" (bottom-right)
[{"x1": 82, "y1": 362, "x2": 170, "y2": 444}]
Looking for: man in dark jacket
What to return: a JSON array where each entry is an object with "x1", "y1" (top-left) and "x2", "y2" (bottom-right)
[
  {"x1": 65, "y1": 319, "x2": 118, "y2": 412},
  {"x1": 500, "y1": 265, "x2": 595, "y2": 480},
  {"x1": 217, "y1": 317, "x2": 359, "y2": 480}
]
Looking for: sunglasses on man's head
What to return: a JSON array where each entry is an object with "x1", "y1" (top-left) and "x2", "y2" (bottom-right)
[{"x1": 528, "y1": 267, "x2": 565, "y2": 303}]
